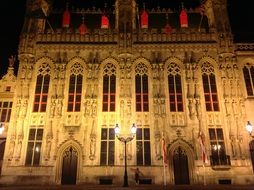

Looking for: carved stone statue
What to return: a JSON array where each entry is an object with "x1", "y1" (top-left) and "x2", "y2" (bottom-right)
[
  {"x1": 8, "y1": 134, "x2": 16, "y2": 161},
  {"x1": 230, "y1": 135, "x2": 238, "y2": 159},
  {"x1": 89, "y1": 134, "x2": 96, "y2": 160},
  {"x1": 56, "y1": 99, "x2": 63, "y2": 116},
  {"x1": 50, "y1": 98, "x2": 56, "y2": 118},
  {"x1": 154, "y1": 133, "x2": 161, "y2": 160},
  {"x1": 188, "y1": 98, "x2": 196, "y2": 120}
]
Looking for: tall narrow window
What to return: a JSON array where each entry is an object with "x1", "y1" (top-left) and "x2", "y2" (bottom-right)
[
  {"x1": 33, "y1": 63, "x2": 50, "y2": 112},
  {"x1": 201, "y1": 63, "x2": 219, "y2": 111},
  {"x1": 0, "y1": 101, "x2": 12, "y2": 122},
  {"x1": 243, "y1": 64, "x2": 254, "y2": 96},
  {"x1": 25, "y1": 126, "x2": 44, "y2": 166},
  {"x1": 136, "y1": 127, "x2": 151, "y2": 166},
  {"x1": 67, "y1": 63, "x2": 83, "y2": 112},
  {"x1": 135, "y1": 63, "x2": 149, "y2": 112},
  {"x1": 100, "y1": 128, "x2": 115, "y2": 165},
  {"x1": 102, "y1": 63, "x2": 116, "y2": 112},
  {"x1": 167, "y1": 63, "x2": 183, "y2": 112},
  {"x1": 209, "y1": 128, "x2": 230, "y2": 166}
]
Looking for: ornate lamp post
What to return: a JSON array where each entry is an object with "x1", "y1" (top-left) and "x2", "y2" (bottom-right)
[
  {"x1": 114, "y1": 123, "x2": 137, "y2": 187},
  {"x1": 0, "y1": 123, "x2": 4, "y2": 135},
  {"x1": 246, "y1": 121, "x2": 253, "y2": 137}
]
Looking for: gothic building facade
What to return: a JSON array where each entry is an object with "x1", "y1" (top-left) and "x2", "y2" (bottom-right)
[{"x1": 0, "y1": 0, "x2": 254, "y2": 186}]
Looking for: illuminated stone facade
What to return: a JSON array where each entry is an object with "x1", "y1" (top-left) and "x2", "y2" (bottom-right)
[{"x1": 0, "y1": 0, "x2": 254, "y2": 186}]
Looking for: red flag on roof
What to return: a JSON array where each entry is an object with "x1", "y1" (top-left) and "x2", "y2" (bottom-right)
[
  {"x1": 180, "y1": 9, "x2": 188, "y2": 28},
  {"x1": 141, "y1": 10, "x2": 148, "y2": 29},
  {"x1": 79, "y1": 23, "x2": 87, "y2": 35},
  {"x1": 165, "y1": 23, "x2": 172, "y2": 34},
  {"x1": 79, "y1": 16, "x2": 87, "y2": 35},
  {"x1": 62, "y1": 6, "x2": 70, "y2": 28},
  {"x1": 101, "y1": 15, "x2": 109, "y2": 29}
]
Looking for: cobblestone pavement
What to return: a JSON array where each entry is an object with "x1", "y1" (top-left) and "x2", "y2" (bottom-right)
[{"x1": 0, "y1": 184, "x2": 254, "y2": 190}]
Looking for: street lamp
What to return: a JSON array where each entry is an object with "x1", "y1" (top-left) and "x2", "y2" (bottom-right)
[
  {"x1": 246, "y1": 121, "x2": 253, "y2": 136},
  {"x1": 114, "y1": 123, "x2": 137, "y2": 187}
]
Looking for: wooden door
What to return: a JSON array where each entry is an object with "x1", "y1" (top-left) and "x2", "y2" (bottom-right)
[
  {"x1": 173, "y1": 146, "x2": 190, "y2": 185},
  {"x1": 61, "y1": 147, "x2": 78, "y2": 185}
]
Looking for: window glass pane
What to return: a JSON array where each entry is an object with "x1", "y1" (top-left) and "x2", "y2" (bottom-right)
[
  {"x1": 109, "y1": 128, "x2": 115, "y2": 140},
  {"x1": 144, "y1": 128, "x2": 150, "y2": 140},
  {"x1": 25, "y1": 142, "x2": 34, "y2": 166},
  {"x1": 136, "y1": 141, "x2": 143, "y2": 165},
  {"x1": 33, "y1": 142, "x2": 42, "y2": 165},
  {"x1": 33, "y1": 104, "x2": 39, "y2": 112},
  {"x1": 40, "y1": 104, "x2": 46, "y2": 112},
  {"x1": 136, "y1": 128, "x2": 142, "y2": 140},
  {"x1": 135, "y1": 75, "x2": 141, "y2": 93},
  {"x1": 209, "y1": 128, "x2": 216, "y2": 140},
  {"x1": 36, "y1": 129, "x2": 44, "y2": 140},
  {"x1": 77, "y1": 75, "x2": 83, "y2": 84},
  {"x1": 75, "y1": 104, "x2": 81, "y2": 111},
  {"x1": 101, "y1": 129, "x2": 108, "y2": 140},
  {"x1": 29, "y1": 129, "x2": 36, "y2": 140},
  {"x1": 142, "y1": 75, "x2": 148, "y2": 93},
  {"x1": 216, "y1": 128, "x2": 224, "y2": 140},
  {"x1": 68, "y1": 104, "x2": 73, "y2": 112},
  {"x1": 144, "y1": 142, "x2": 151, "y2": 166},
  {"x1": 110, "y1": 75, "x2": 116, "y2": 92},
  {"x1": 100, "y1": 140, "x2": 107, "y2": 167},
  {"x1": 108, "y1": 141, "x2": 115, "y2": 165},
  {"x1": 103, "y1": 76, "x2": 109, "y2": 93}
]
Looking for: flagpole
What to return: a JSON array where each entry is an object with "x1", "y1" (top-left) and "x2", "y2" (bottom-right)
[
  {"x1": 198, "y1": 14, "x2": 204, "y2": 32},
  {"x1": 162, "y1": 134, "x2": 167, "y2": 188},
  {"x1": 163, "y1": 159, "x2": 166, "y2": 187},
  {"x1": 203, "y1": 163, "x2": 206, "y2": 186}
]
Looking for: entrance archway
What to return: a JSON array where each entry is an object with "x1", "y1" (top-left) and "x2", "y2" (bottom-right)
[
  {"x1": 167, "y1": 139, "x2": 195, "y2": 185},
  {"x1": 173, "y1": 146, "x2": 190, "y2": 184},
  {"x1": 61, "y1": 146, "x2": 78, "y2": 185}
]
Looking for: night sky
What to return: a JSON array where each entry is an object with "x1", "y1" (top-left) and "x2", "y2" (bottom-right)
[{"x1": 0, "y1": 0, "x2": 253, "y2": 78}]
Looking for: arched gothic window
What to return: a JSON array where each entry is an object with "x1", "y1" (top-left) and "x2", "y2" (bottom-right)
[
  {"x1": 135, "y1": 63, "x2": 149, "y2": 112},
  {"x1": 102, "y1": 63, "x2": 116, "y2": 112},
  {"x1": 33, "y1": 63, "x2": 50, "y2": 112},
  {"x1": 243, "y1": 64, "x2": 254, "y2": 96},
  {"x1": 67, "y1": 63, "x2": 83, "y2": 112},
  {"x1": 201, "y1": 63, "x2": 219, "y2": 112},
  {"x1": 167, "y1": 63, "x2": 183, "y2": 112}
]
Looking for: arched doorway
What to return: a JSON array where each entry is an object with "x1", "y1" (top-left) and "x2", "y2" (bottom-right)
[
  {"x1": 249, "y1": 140, "x2": 254, "y2": 172},
  {"x1": 173, "y1": 146, "x2": 190, "y2": 185},
  {"x1": 61, "y1": 146, "x2": 78, "y2": 185}
]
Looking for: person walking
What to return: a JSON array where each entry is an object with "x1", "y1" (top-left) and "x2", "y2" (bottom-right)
[{"x1": 134, "y1": 168, "x2": 141, "y2": 185}]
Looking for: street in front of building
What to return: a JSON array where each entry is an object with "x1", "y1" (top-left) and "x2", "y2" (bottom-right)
[{"x1": 1, "y1": 184, "x2": 254, "y2": 190}]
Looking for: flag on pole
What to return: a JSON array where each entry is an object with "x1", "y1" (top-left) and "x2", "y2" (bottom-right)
[
  {"x1": 62, "y1": 4, "x2": 70, "y2": 28},
  {"x1": 179, "y1": 3, "x2": 188, "y2": 28},
  {"x1": 162, "y1": 137, "x2": 168, "y2": 166},
  {"x1": 198, "y1": 131, "x2": 208, "y2": 164},
  {"x1": 195, "y1": 3, "x2": 205, "y2": 16}
]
